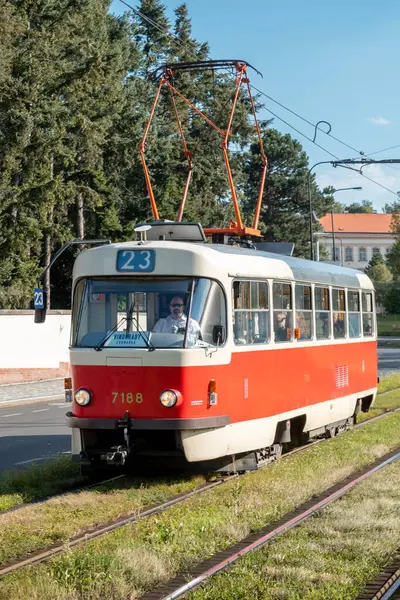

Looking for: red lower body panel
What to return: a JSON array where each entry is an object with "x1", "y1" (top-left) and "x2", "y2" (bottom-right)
[{"x1": 71, "y1": 342, "x2": 377, "y2": 425}]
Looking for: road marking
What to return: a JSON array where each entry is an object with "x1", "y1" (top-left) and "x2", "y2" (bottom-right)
[
  {"x1": 62, "y1": 451, "x2": 71, "y2": 455},
  {"x1": 31, "y1": 408, "x2": 50, "y2": 413},
  {"x1": 49, "y1": 403, "x2": 67, "y2": 407},
  {"x1": 14, "y1": 457, "x2": 48, "y2": 466},
  {"x1": 1, "y1": 413, "x2": 22, "y2": 418}
]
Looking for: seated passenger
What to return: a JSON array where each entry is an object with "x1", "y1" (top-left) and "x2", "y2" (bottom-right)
[
  {"x1": 153, "y1": 296, "x2": 201, "y2": 341},
  {"x1": 333, "y1": 312, "x2": 345, "y2": 338},
  {"x1": 296, "y1": 312, "x2": 311, "y2": 339},
  {"x1": 274, "y1": 312, "x2": 288, "y2": 342}
]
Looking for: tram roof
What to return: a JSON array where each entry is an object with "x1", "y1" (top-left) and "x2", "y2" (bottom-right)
[{"x1": 73, "y1": 241, "x2": 373, "y2": 290}]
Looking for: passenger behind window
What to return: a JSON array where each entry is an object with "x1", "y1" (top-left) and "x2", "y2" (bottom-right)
[
  {"x1": 333, "y1": 312, "x2": 345, "y2": 338},
  {"x1": 296, "y1": 312, "x2": 312, "y2": 339},
  {"x1": 348, "y1": 313, "x2": 361, "y2": 338},
  {"x1": 274, "y1": 311, "x2": 288, "y2": 342},
  {"x1": 317, "y1": 313, "x2": 330, "y2": 339}
]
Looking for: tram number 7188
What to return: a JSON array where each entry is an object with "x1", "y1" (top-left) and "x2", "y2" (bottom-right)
[{"x1": 112, "y1": 392, "x2": 144, "y2": 404}]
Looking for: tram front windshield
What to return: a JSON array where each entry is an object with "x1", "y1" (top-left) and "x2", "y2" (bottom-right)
[{"x1": 72, "y1": 277, "x2": 226, "y2": 349}]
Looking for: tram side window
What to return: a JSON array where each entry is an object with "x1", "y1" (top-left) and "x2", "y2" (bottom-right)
[
  {"x1": 232, "y1": 280, "x2": 269, "y2": 345},
  {"x1": 273, "y1": 282, "x2": 292, "y2": 342},
  {"x1": 315, "y1": 286, "x2": 330, "y2": 340},
  {"x1": 295, "y1": 285, "x2": 313, "y2": 340},
  {"x1": 362, "y1": 292, "x2": 374, "y2": 336},
  {"x1": 347, "y1": 290, "x2": 361, "y2": 338},
  {"x1": 332, "y1": 288, "x2": 346, "y2": 339}
]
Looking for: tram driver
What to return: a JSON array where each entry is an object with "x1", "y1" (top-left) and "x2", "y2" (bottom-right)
[{"x1": 153, "y1": 295, "x2": 202, "y2": 343}]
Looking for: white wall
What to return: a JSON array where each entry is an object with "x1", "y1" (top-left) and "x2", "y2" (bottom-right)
[
  {"x1": 318, "y1": 234, "x2": 395, "y2": 269},
  {"x1": 0, "y1": 311, "x2": 71, "y2": 369}
]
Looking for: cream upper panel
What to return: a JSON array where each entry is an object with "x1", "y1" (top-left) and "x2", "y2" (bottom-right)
[
  {"x1": 72, "y1": 241, "x2": 374, "y2": 290},
  {"x1": 72, "y1": 241, "x2": 295, "y2": 283}
]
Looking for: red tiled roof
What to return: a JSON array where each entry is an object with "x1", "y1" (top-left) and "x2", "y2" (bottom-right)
[{"x1": 319, "y1": 213, "x2": 393, "y2": 234}]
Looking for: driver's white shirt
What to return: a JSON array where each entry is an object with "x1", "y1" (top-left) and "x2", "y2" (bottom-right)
[{"x1": 153, "y1": 314, "x2": 201, "y2": 336}]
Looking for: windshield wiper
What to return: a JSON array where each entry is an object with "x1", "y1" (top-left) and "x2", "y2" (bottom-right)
[
  {"x1": 127, "y1": 316, "x2": 155, "y2": 352},
  {"x1": 94, "y1": 317, "x2": 127, "y2": 352}
]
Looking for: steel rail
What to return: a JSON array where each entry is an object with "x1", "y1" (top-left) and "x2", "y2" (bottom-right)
[
  {"x1": 140, "y1": 448, "x2": 400, "y2": 600},
  {"x1": 0, "y1": 405, "x2": 399, "y2": 579},
  {"x1": 356, "y1": 552, "x2": 400, "y2": 599},
  {"x1": 0, "y1": 477, "x2": 235, "y2": 578}
]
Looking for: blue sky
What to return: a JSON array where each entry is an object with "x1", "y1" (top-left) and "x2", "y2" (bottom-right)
[{"x1": 111, "y1": 0, "x2": 400, "y2": 211}]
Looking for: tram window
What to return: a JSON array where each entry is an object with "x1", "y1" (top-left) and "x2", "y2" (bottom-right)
[
  {"x1": 72, "y1": 277, "x2": 226, "y2": 349},
  {"x1": 273, "y1": 282, "x2": 292, "y2": 343},
  {"x1": 332, "y1": 288, "x2": 346, "y2": 339},
  {"x1": 362, "y1": 291, "x2": 374, "y2": 336},
  {"x1": 347, "y1": 290, "x2": 361, "y2": 338},
  {"x1": 315, "y1": 286, "x2": 330, "y2": 340},
  {"x1": 233, "y1": 280, "x2": 269, "y2": 345},
  {"x1": 295, "y1": 285, "x2": 313, "y2": 340}
]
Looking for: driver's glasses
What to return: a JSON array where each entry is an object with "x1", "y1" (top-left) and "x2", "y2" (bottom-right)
[{"x1": 170, "y1": 303, "x2": 184, "y2": 308}]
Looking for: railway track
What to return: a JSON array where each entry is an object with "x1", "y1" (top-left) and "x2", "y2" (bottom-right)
[
  {"x1": 356, "y1": 552, "x2": 400, "y2": 600},
  {"x1": 140, "y1": 449, "x2": 400, "y2": 600},
  {"x1": 0, "y1": 405, "x2": 398, "y2": 580}
]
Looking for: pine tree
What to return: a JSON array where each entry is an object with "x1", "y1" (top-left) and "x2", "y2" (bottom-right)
[
  {"x1": 0, "y1": 0, "x2": 132, "y2": 308},
  {"x1": 365, "y1": 252, "x2": 393, "y2": 282}
]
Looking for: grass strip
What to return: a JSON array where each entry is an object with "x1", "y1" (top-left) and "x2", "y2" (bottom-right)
[
  {"x1": 377, "y1": 313, "x2": 400, "y2": 336},
  {"x1": 0, "y1": 457, "x2": 82, "y2": 511},
  {"x1": 1, "y1": 412, "x2": 400, "y2": 599},
  {"x1": 188, "y1": 457, "x2": 400, "y2": 600},
  {"x1": 357, "y1": 376, "x2": 400, "y2": 422},
  {"x1": 0, "y1": 473, "x2": 206, "y2": 565}
]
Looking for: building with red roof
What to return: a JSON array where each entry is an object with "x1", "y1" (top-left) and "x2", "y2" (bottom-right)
[{"x1": 318, "y1": 213, "x2": 396, "y2": 269}]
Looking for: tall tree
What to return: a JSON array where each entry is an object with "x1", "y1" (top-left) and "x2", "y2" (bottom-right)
[
  {"x1": 0, "y1": 0, "x2": 132, "y2": 308},
  {"x1": 383, "y1": 193, "x2": 400, "y2": 213},
  {"x1": 365, "y1": 252, "x2": 393, "y2": 282},
  {"x1": 345, "y1": 200, "x2": 375, "y2": 213}
]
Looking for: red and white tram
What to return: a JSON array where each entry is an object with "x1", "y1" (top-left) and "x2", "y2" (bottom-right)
[{"x1": 64, "y1": 222, "x2": 377, "y2": 472}]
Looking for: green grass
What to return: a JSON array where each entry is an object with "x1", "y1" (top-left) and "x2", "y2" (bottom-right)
[
  {"x1": 189, "y1": 457, "x2": 400, "y2": 600},
  {"x1": 377, "y1": 313, "x2": 400, "y2": 336},
  {"x1": 1, "y1": 412, "x2": 400, "y2": 600},
  {"x1": 0, "y1": 457, "x2": 82, "y2": 511},
  {"x1": 357, "y1": 376, "x2": 400, "y2": 422},
  {"x1": 376, "y1": 373, "x2": 400, "y2": 394}
]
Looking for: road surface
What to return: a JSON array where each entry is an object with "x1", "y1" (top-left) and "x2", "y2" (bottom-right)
[
  {"x1": 0, "y1": 401, "x2": 70, "y2": 472},
  {"x1": 378, "y1": 346, "x2": 400, "y2": 376}
]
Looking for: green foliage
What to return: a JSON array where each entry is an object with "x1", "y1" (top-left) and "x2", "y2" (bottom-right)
[
  {"x1": 382, "y1": 282, "x2": 400, "y2": 314},
  {"x1": 345, "y1": 200, "x2": 375, "y2": 213},
  {"x1": 365, "y1": 252, "x2": 393, "y2": 282},
  {"x1": 383, "y1": 193, "x2": 400, "y2": 214},
  {"x1": 0, "y1": 0, "x2": 341, "y2": 307},
  {"x1": 386, "y1": 240, "x2": 400, "y2": 279}
]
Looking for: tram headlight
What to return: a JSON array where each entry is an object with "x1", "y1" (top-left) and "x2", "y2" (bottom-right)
[
  {"x1": 74, "y1": 388, "x2": 92, "y2": 406},
  {"x1": 160, "y1": 389, "x2": 178, "y2": 408}
]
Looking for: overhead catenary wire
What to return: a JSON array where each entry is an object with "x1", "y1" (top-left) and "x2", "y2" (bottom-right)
[
  {"x1": 250, "y1": 84, "x2": 364, "y2": 157},
  {"x1": 118, "y1": 0, "x2": 399, "y2": 198}
]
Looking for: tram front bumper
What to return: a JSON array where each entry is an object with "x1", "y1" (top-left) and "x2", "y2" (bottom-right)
[{"x1": 66, "y1": 413, "x2": 230, "y2": 430}]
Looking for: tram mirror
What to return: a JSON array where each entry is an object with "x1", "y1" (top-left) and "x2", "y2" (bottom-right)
[{"x1": 213, "y1": 325, "x2": 225, "y2": 345}]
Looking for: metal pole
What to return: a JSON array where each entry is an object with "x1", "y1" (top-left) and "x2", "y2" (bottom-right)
[
  {"x1": 307, "y1": 160, "x2": 335, "y2": 261},
  {"x1": 331, "y1": 210, "x2": 336, "y2": 261}
]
